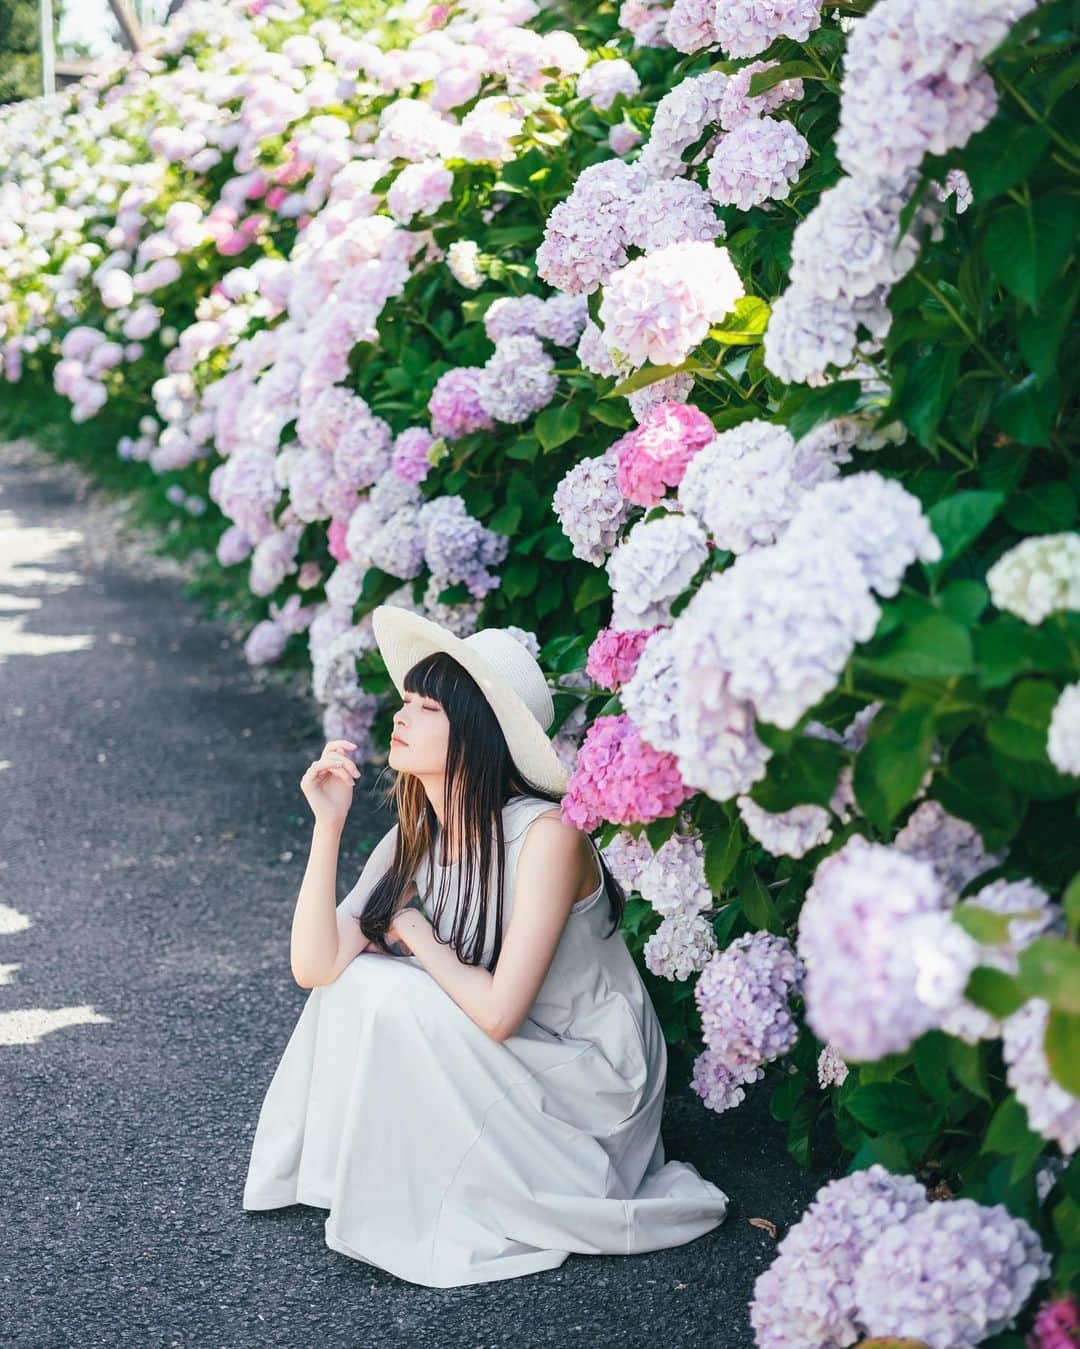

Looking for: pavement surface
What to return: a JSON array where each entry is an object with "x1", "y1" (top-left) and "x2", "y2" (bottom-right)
[{"x1": 0, "y1": 441, "x2": 829, "y2": 1348}]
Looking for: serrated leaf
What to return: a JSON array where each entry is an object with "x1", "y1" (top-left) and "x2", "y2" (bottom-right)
[
  {"x1": 709, "y1": 295, "x2": 770, "y2": 345},
  {"x1": 1046, "y1": 1008, "x2": 1080, "y2": 1094},
  {"x1": 747, "y1": 60, "x2": 820, "y2": 95},
  {"x1": 992, "y1": 373, "x2": 1062, "y2": 448},
  {"x1": 704, "y1": 820, "x2": 742, "y2": 893},
  {"x1": 861, "y1": 612, "x2": 974, "y2": 680},
  {"x1": 853, "y1": 703, "x2": 935, "y2": 833},
  {"x1": 962, "y1": 117, "x2": 1049, "y2": 203},
  {"x1": 924, "y1": 491, "x2": 1005, "y2": 575},
  {"x1": 535, "y1": 403, "x2": 581, "y2": 451},
  {"x1": 984, "y1": 195, "x2": 1080, "y2": 307},
  {"x1": 1017, "y1": 936, "x2": 1080, "y2": 1013}
]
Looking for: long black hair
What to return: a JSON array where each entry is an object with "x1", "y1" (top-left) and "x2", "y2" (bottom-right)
[{"x1": 357, "y1": 649, "x2": 625, "y2": 972}]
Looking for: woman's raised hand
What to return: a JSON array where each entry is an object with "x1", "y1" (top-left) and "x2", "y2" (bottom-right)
[{"x1": 300, "y1": 739, "x2": 360, "y2": 828}]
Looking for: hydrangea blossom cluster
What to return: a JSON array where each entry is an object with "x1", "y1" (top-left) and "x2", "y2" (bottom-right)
[
  {"x1": 638, "y1": 71, "x2": 729, "y2": 180},
  {"x1": 623, "y1": 178, "x2": 726, "y2": 254},
  {"x1": 552, "y1": 450, "x2": 632, "y2": 566},
  {"x1": 853, "y1": 1199, "x2": 1051, "y2": 1347},
  {"x1": 750, "y1": 1165, "x2": 930, "y2": 1348},
  {"x1": 606, "y1": 512, "x2": 710, "y2": 631},
  {"x1": 1048, "y1": 682, "x2": 1080, "y2": 776},
  {"x1": 706, "y1": 116, "x2": 810, "y2": 211},
  {"x1": 677, "y1": 419, "x2": 841, "y2": 553},
  {"x1": 986, "y1": 533, "x2": 1080, "y2": 626},
  {"x1": 1029, "y1": 1293, "x2": 1080, "y2": 1349},
  {"x1": 712, "y1": 0, "x2": 823, "y2": 57},
  {"x1": 612, "y1": 401, "x2": 716, "y2": 507},
  {"x1": 816, "y1": 1044, "x2": 848, "y2": 1088},
  {"x1": 736, "y1": 795, "x2": 833, "y2": 859},
  {"x1": 893, "y1": 799, "x2": 1006, "y2": 894},
  {"x1": 644, "y1": 910, "x2": 717, "y2": 982},
  {"x1": 836, "y1": 0, "x2": 1038, "y2": 183},
  {"x1": 634, "y1": 829, "x2": 713, "y2": 917},
  {"x1": 620, "y1": 625, "x2": 682, "y2": 753},
  {"x1": 536, "y1": 159, "x2": 648, "y2": 294},
  {"x1": 476, "y1": 335, "x2": 558, "y2": 424},
  {"x1": 1002, "y1": 998, "x2": 1080, "y2": 1156},
  {"x1": 391, "y1": 426, "x2": 435, "y2": 485},
  {"x1": 719, "y1": 59, "x2": 805, "y2": 130},
  {"x1": 561, "y1": 713, "x2": 693, "y2": 832},
  {"x1": 599, "y1": 826, "x2": 656, "y2": 893},
  {"x1": 446, "y1": 240, "x2": 483, "y2": 289},
  {"x1": 418, "y1": 494, "x2": 509, "y2": 599},
  {"x1": 691, "y1": 932, "x2": 804, "y2": 1114},
  {"x1": 576, "y1": 58, "x2": 641, "y2": 111},
  {"x1": 427, "y1": 366, "x2": 494, "y2": 440},
  {"x1": 796, "y1": 834, "x2": 978, "y2": 1060},
  {"x1": 598, "y1": 240, "x2": 745, "y2": 368},
  {"x1": 585, "y1": 625, "x2": 661, "y2": 690}
]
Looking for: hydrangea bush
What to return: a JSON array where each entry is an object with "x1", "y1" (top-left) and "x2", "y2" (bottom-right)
[{"x1": 2, "y1": 0, "x2": 1079, "y2": 1333}]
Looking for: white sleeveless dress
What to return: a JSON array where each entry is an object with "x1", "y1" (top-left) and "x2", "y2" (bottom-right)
[{"x1": 242, "y1": 794, "x2": 729, "y2": 1287}]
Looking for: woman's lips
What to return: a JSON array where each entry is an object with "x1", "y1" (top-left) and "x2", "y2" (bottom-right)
[{"x1": 391, "y1": 734, "x2": 407, "y2": 746}]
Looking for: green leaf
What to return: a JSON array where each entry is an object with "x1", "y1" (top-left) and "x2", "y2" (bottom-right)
[
  {"x1": 946, "y1": 1037, "x2": 991, "y2": 1101},
  {"x1": 987, "y1": 678, "x2": 1058, "y2": 762},
  {"x1": 964, "y1": 965, "x2": 1027, "y2": 1019},
  {"x1": 1046, "y1": 1009, "x2": 1080, "y2": 1095},
  {"x1": 704, "y1": 820, "x2": 742, "y2": 893},
  {"x1": 777, "y1": 379, "x2": 862, "y2": 441},
  {"x1": 992, "y1": 373, "x2": 1062, "y2": 448},
  {"x1": 844, "y1": 1082, "x2": 942, "y2": 1133},
  {"x1": 932, "y1": 758, "x2": 1023, "y2": 850},
  {"x1": 501, "y1": 556, "x2": 539, "y2": 601},
  {"x1": 749, "y1": 734, "x2": 846, "y2": 813},
  {"x1": 735, "y1": 857, "x2": 781, "y2": 933},
  {"x1": 708, "y1": 295, "x2": 770, "y2": 345},
  {"x1": 487, "y1": 503, "x2": 523, "y2": 536},
  {"x1": 983, "y1": 195, "x2": 1080, "y2": 307},
  {"x1": 975, "y1": 615, "x2": 1073, "y2": 690},
  {"x1": 912, "y1": 1031, "x2": 952, "y2": 1106},
  {"x1": 924, "y1": 491, "x2": 1005, "y2": 574},
  {"x1": 588, "y1": 400, "x2": 633, "y2": 429},
  {"x1": 644, "y1": 813, "x2": 679, "y2": 851},
  {"x1": 607, "y1": 362, "x2": 688, "y2": 399},
  {"x1": 936, "y1": 579, "x2": 989, "y2": 627},
  {"x1": 861, "y1": 612, "x2": 974, "y2": 680},
  {"x1": 1003, "y1": 480, "x2": 1078, "y2": 534},
  {"x1": 1065, "y1": 870, "x2": 1080, "y2": 940},
  {"x1": 896, "y1": 347, "x2": 961, "y2": 448},
  {"x1": 962, "y1": 117, "x2": 1049, "y2": 203},
  {"x1": 572, "y1": 569, "x2": 610, "y2": 613},
  {"x1": 853, "y1": 702, "x2": 936, "y2": 834},
  {"x1": 1016, "y1": 275, "x2": 1079, "y2": 380},
  {"x1": 535, "y1": 403, "x2": 581, "y2": 451},
  {"x1": 770, "y1": 1071, "x2": 806, "y2": 1122},
  {"x1": 747, "y1": 60, "x2": 821, "y2": 94},
  {"x1": 952, "y1": 903, "x2": 1018, "y2": 945},
  {"x1": 983, "y1": 1093, "x2": 1046, "y2": 1184},
  {"x1": 1017, "y1": 936, "x2": 1080, "y2": 1013}
]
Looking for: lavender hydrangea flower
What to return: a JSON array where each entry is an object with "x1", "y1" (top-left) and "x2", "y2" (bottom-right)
[
  {"x1": 483, "y1": 295, "x2": 546, "y2": 342},
  {"x1": 665, "y1": 0, "x2": 718, "y2": 54},
  {"x1": 553, "y1": 451, "x2": 632, "y2": 566},
  {"x1": 695, "y1": 931, "x2": 805, "y2": 1077},
  {"x1": 707, "y1": 116, "x2": 809, "y2": 210},
  {"x1": 785, "y1": 471, "x2": 943, "y2": 597},
  {"x1": 816, "y1": 1044, "x2": 849, "y2": 1088},
  {"x1": 750, "y1": 1165, "x2": 929, "y2": 1349},
  {"x1": 893, "y1": 799, "x2": 1007, "y2": 895},
  {"x1": 576, "y1": 57, "x2": 641, "y2": 110},
  {"x1": 600, "y1": 828, "x2": 655, "y2": 892},
  {"x1": 624, "y1": 178, "x2": 725, "y2": 253},
  {"x1": 606, "y1": 511, "x2": 710, "y2": 630},
  {"x1": 536, "y1": 159, "x2": 649, "y2": 294},
  {"x1": 428, "y1": 366, "x2": 494, "y2": 440},
  {"x1": 719, "y1": 59, "x2": 805, "y2": 130},
  {"x1": 691, "y1": 1048, "x2": 763, "y2": 1112},
  {"x1": 418, "y1": 495, "x2": 509, "y2": 599},
  {"x1": 621, "y1": 625, "x2": 682, "y2": 754},
  {"x1": 683, "y1": 537, "x2": 879, "y2": 730},
  {"x1": 986, "y1": 533, "x2": 1080, "y2": 626},
  {"x1": 628, "y1": 372, "x2": 696, "y2": 422},
  {"x1": 763, "y1": 286, "x2": 870, "y2": 384},
  {"x1": 534, "y1": 293, "x2": 589, "y2": 348},
  {"x1": 1048, "y1": 682, "x2": 1080, "y2": 776},
  {"x1": 854, "y1": 1199, "x2": 1051, "y2": 1347},
  {"x1": 713, "y1": 0, "x2": 823, "y2": 58},
  {"x1": 644, "y1": 909, "x2": 716, "y2": 980},
  {"x1": 666, "y1": 601, "x2": 773, "y2": 801},
  {"x1": 639, "y1": 71, "x2": 729, "y2": 180},
  {"x1": 1002, "y1": 998, "x2": 1080, "y2": 1156},
  {"x1": 796, "y1": 835, "x2": 958, "y2": 1059},
  {"x1": 476, "y1": 335, "x2": 558, "y2": 423},
  {"x1": 677, "y1": 419, "x2": 840, "y2": 553}
]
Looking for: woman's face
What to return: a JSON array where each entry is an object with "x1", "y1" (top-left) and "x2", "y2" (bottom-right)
[{"x1": 389, "y1": 688, "x2": 451, "y2": 776}]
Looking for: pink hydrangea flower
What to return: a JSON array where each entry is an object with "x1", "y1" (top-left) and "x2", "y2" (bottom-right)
[
  {"x1": 561, "y1": 713, "x2": 694, "y2": 831},
  {"x1": 427, "y1": 367, "x2": 494, "y2": 439},
  {"x1": 327, "y1": 517, "x2": 351, "y2": 563},
  {"x1": 613, "y1": 401, "x2": 716, "y2": 506},
  {"x1": 392, "y1": 427, "x2": 435, "y2": 484},
  {"x1": 586, "y1": 626, "x2": 663, "y2": 690},
  {"x1": 1028, "y1": 1293, "x2": 1080, "y2": 1349}
]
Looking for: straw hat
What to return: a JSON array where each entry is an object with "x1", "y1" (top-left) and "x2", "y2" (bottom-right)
[{"x1": 371, "y1": 604, "x2": 569, "y2": 796}]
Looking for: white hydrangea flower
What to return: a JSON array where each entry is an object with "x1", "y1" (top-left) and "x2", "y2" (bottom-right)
[
  {"x1": 635, "y1": 830, "x2": 713, "y2": 917},
  {"x1": 643, "y1": 909, "x2": 717, "y2": 980},
  {"x1": 1002, "y1": 997, "x2": 1080, "y2": 1155},
  {"x1": 986, "y1": 533, "x2": 1080, "y2": 625},
  {"x1": 621, "y1": 625, "x2": 682, "y2": 754},
  {"x1": 736, "y1": 796, "x2": 833, "y2": 859},
  {"x1": 817, "y1": 1044, "x2": 849, "y2": 1088},
  {"x1": 1047, "y1": 682, "x2": 1080, "y2": 775},
  {"x1": 446, "y1": 240, "x2": 483, "y2": 289}
]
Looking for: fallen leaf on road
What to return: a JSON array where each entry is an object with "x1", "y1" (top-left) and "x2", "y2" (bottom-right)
[{"x1": 748, "y1": 1217, "x2": 777, "y2": 1238}]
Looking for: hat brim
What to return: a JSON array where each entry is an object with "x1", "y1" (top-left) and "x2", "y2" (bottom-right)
[{"x1": 371, "y1": 605, "x2": 569, "y2": 797}]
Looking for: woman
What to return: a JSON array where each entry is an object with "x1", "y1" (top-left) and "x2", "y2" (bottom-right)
[{"x1": 242, "y1": 603, "x2": 729, "y2": 1287}]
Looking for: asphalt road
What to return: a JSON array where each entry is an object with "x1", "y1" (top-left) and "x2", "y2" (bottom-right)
[{"x1": 0, "y1": 442, "x2": 828, "y2": 1348}]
